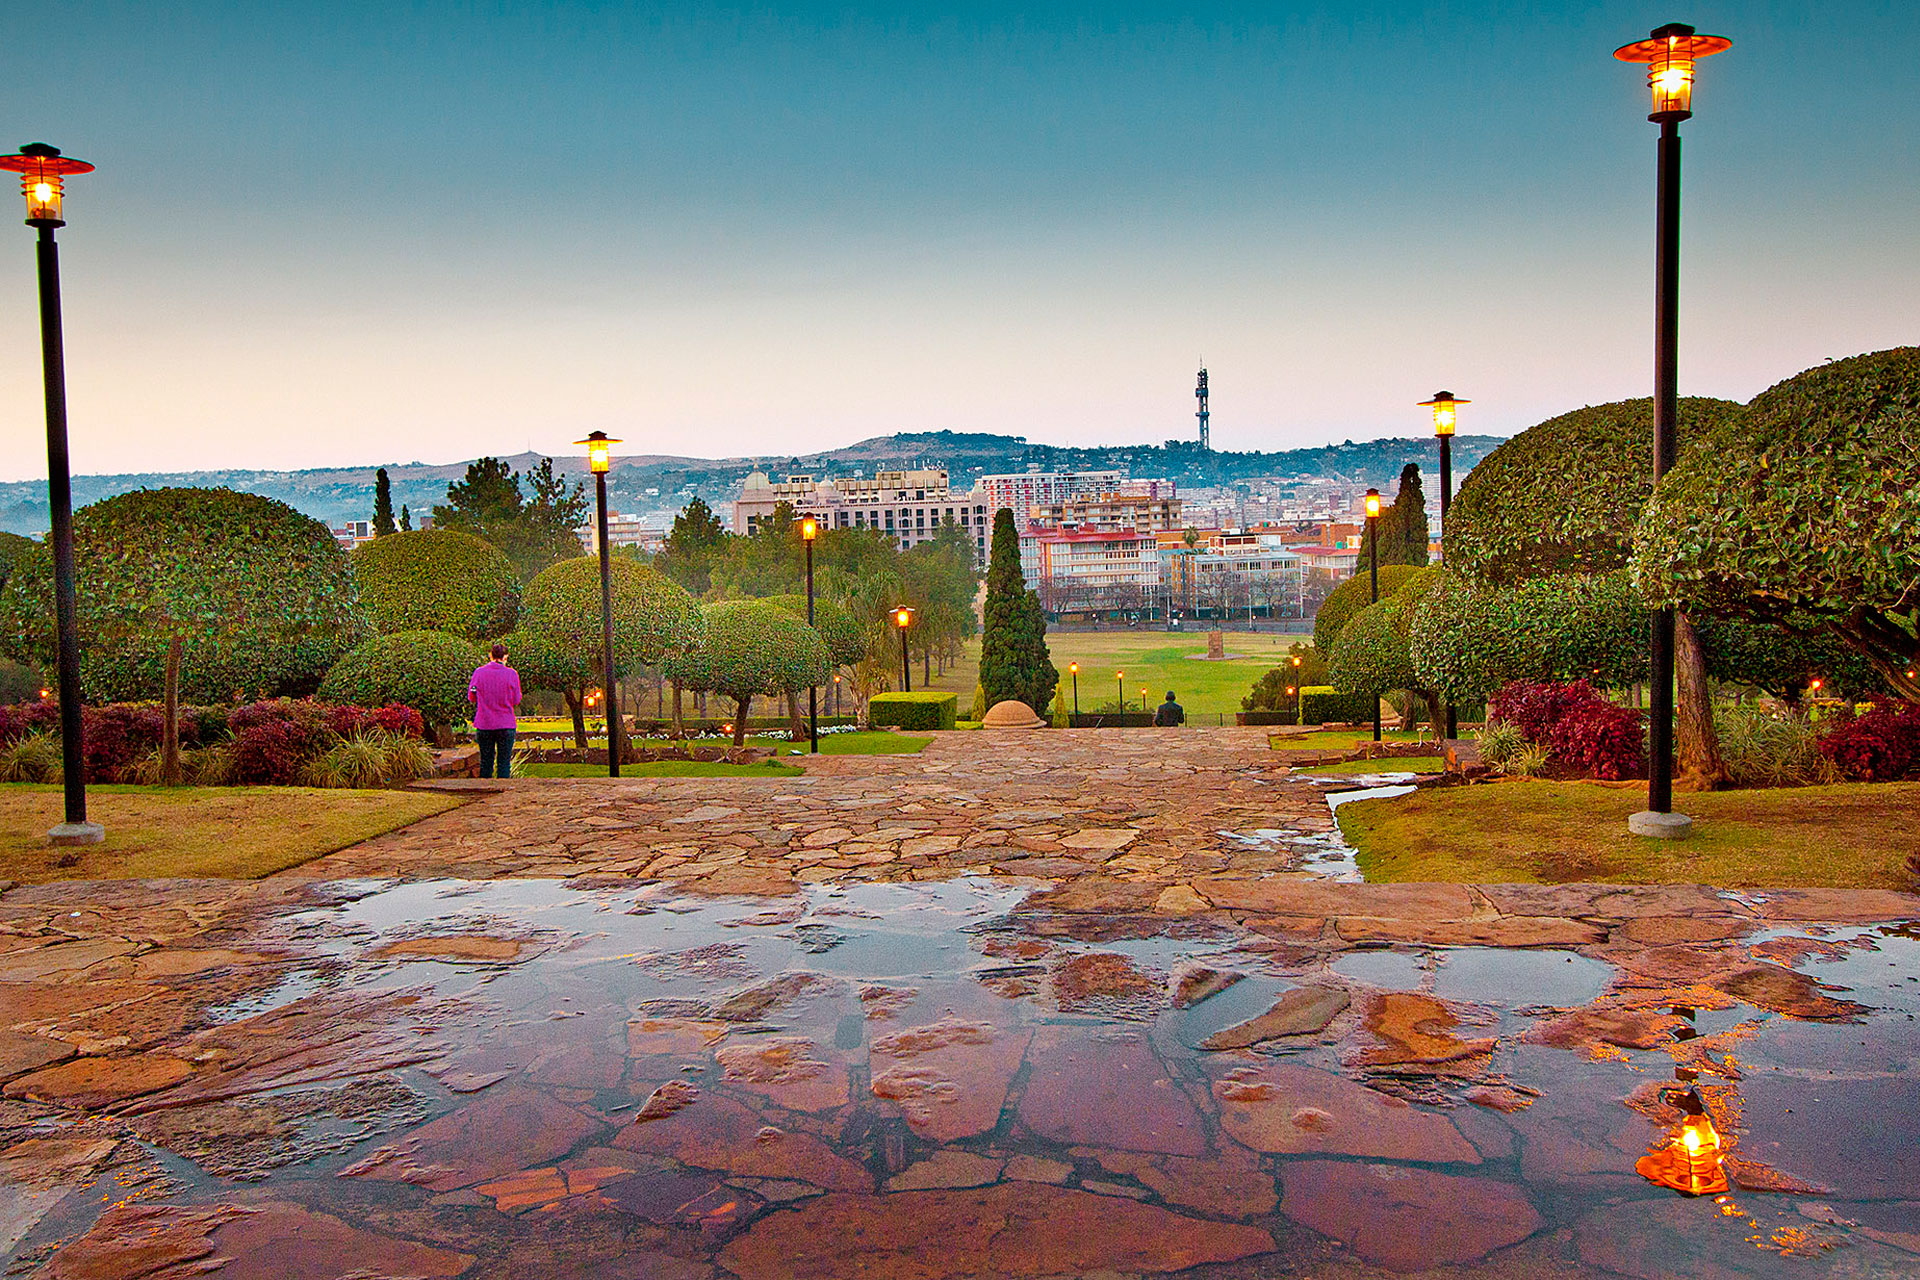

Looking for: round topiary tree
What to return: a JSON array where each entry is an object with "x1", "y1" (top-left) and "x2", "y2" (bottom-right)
[
  {"x1": 1312, "y1": 563, "x2": 1422, "y2": 657},
  {"x1": 769, "y1": 593, "x2": 866, "y2": 738},
  {"x1": 1409, "y1": 570, "x2": 1650, "y2": 703},
  {"x1": 319, "y1": 629, "x2": 484, "y2": 740},
  {"x1": 519, "y1": 557, "x2": 705, "y2": 748},
  {"x1": 663, "y1": 600, "x2": 833, "y2": 746},
  {"x1": 1328, "y1": 600, "x2": 1415, "y2": 695},
  {"x1": 0, "y1": 488, "x2": 369, "y2": 783},
  {"x1": 350, "y1": 529, "x2": 520, "y2": 641},
  {"x1": 1634, "y1": 348, "x2": 1920, "y2": 703}
]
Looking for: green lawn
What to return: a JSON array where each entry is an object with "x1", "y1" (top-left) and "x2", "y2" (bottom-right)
[
  {"x1": 1336, "y1": 778, "x2": 1920, "y2": 888},
  {"x1": 921, "y1": 631, "x2": 1313, "y2": 720},
  {"x1": 0, "y1": 784, "x2": 462, "y2": 882},
  {"x1": 1276, "y1": 729, "x2": 1426, "y2": 751},
  {"x1": 521, "y1": 760, "x2": 801, "y2": 778},
  {"x1": 1303, "y1": 756, "x2": 1447, "y2": 776}
]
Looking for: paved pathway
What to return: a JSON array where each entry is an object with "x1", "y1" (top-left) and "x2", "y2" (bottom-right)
[{"x1": 301, "y1": 728, "x2": 1339, "y2": 896}]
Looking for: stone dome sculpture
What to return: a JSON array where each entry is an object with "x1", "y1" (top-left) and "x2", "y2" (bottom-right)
[{"x1": 981, "y1": 699, "x2": 1046, "y2": 729}]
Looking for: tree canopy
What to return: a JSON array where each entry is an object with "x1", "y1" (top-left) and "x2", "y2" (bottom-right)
[
  {"x1": 663, "y1": 600, "x2": 833, "y2": 744},
  {"x1": 433, "y1": 456, "x2": 589, "y2": 580},
  {"x1": 372, "y1": 468, "x2": 396, "y2": 537},
  {"x1": 0, "y1": 487, "x2": 368, "y2": 704},
  {"x1": 655, "y1": 497, "x2": 729, "y2": 596},
  {"x1": 350, "y1": 529, "x2": 520, "y2": 641},
  {"x1": 1312, "y1": 563, "x2": 1422, "y2": 656},
  {"x1": 1633, "y1": 347, "x2": 1920, "y2": 701},
  {"x1": 1408, "y1": 570, "x2": 1649, "y2": 702},
  {"x1": 518, "y1": 556, "x2": 704, "y2": 677},
  {"x1": 978, "y1": 508, "x2": 1057, "y2": 715},
  {"x1": 1366, "y1": 463, "x2": 1431, "y2": 568},
  {"x1": 319, "y1": 629, "x2": 484, "y2": 733}
]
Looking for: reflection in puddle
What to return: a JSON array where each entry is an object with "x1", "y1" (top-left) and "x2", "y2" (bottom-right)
[{"x1": 15, "y1": 877, "x2": 1920, "y2": 1279}]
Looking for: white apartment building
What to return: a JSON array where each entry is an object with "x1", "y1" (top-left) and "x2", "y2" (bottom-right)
[
  {"x1": 1028, "y1": 529, "x2": 1160, "y2": 614},
  {"x1": 732, "y1": 468, "x2": 991, "y2": 564},
  {"x1": 576, "y1": 513, "x2": 669, "y2": 554},
  {"x1": 976, "y1": 470, "x2": 1126, "y2": 518}
]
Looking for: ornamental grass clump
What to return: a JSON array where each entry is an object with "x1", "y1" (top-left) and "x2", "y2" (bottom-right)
[
  {"x1": 0, "y1": 731, "x2": 60, "y2": 783},
  {"x1": 302, "y1": 728, "x2": 431, "y2": 789},
  {"x1": 1715, "y1": 706, "x2": 1841, "y2": 789},
  {"x1": 1473, "y1": 721, "x2": 1526, "y2": 772}
]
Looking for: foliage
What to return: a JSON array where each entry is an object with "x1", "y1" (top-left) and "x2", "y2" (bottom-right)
[
  {"x1": 1694, "y1": 615, "x2": 1885, "y2": 702},
  {"x1": 979, "y1": 510, "x2": 1059, "y2": 717},
  {"x1": 1366, "y1": 464, "x2": 1431, "y2": 568},
  {"x1": 0, "y1": 700, "x2": 60, "y2": 747},
  {"x1": 1818, "y1": 702, "x2": 1920, "y2": 782},
  {"x1": 1486, "y1": 679, "x2": 1644, "y2": 781},
  {"x1": 663, "y1": 601, "x2": 833, "y2": 745},
  {"x1": 0, "y1": 732, "x2": 59, "y2": 783},
  {"x1": 768, "y1": 594, "x2": 865, "y2": 667},
  {"x1": 520, "y1": 557, "x2": 704, "y2": 677},
  {"x1": 971, "y1": 683, "x2": 988, "y2": 722},
  {"x1": 303, "y1": 728, "x2": 435, "y2": 789},
  {"x1": 868, "y1": 691, "x2": 958, "y2": 731},
  {"x1": 1299, "y1": 685, "x2": 1374, "y2": 726},
  {"x1": 1327, "y1": 601, "x2": 1415, "y2": 695},
  {"x1": 656, "y1": 497, "x2": 730, "y2": 597},
  {"x1": 0, "y1": 660, "x2": 42, "y2": 705},
  {"x1": 1504, "y1": 742, "x2": 1551, "y2": 778},
  {"x1": 1408, "y1": 571, "x2": 1649, "y2": 702},
  {"x1": 1473, "y1": 721, "x2": 1525, "y2": 772},
  {"x1": 1243, "y1": 643, "x2": 1326, "y2": 711},
  {"x1": 372, "y1": 468, "x2": 396, "y2": 537},
  {"x1": 432, "y1": 456, "x2": 589, "y2": 581},
  {"x1": 1634, "y1": 349, "x2": 1920, "y2": 701},
  {"x1": 0, "y1": 488, "x2": 369, "y2": 705},
  {"x1": 1445, "y1": 396, "x2": 1745, "y2": 586},
  {"x1": 350, "y1": 529, "x2": 521, "y2": 641},
  {"x1": 319, "y1": 630, "x2": 485, "y2": 731},
  {"x1": 1312, "y1": 564, "x2": 1421, "y2": 656},
  {"x1": 1715, "y1": 706, "x2": 1842, "y2": 789}
]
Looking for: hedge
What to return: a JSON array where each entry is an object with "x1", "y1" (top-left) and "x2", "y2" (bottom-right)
[
  {"x1": 869, "y1": 691, "x2": 958, "y2": 731},
  {"x1": 350, "y1": 529, "x2": 520, "y2": 641},
  {"x1": 1300, "y1": 685, "x2": 1376, "y2": 726}
]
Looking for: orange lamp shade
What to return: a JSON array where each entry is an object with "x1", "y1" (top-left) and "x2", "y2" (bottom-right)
[
  {"x1": 1069, "y1": 662, "x2": 1078, "y2": 673},
  {"x1": 575, "y1": 430, "x2": 620, "y2": 474},
  {"x1": 894, "y1": 607, "x2": 913, "y2": 629},
  {"x1": 1364, "y1": 489, "x2": 1382, "y2": 519},
  {"x1": 0, "y1": 145, "x2": 94, "y2": 226},
  {"x1": 1420, "y1": 391, "x2": 1468, "y2": 437},
  {"x1": 1615, "y1": 24, "x2": 1730, "y2": 121},
  {"x1": 800, "y1": 515, "x2": 819, "y2": 541},
  {"x1": 1286, "y1": 686, "x2": 1295, "y2": 696}
]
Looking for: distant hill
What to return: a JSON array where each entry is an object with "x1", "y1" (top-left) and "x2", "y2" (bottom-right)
[{"x1": 0, "y1": 431, "x2": 1506, "y2": 535}]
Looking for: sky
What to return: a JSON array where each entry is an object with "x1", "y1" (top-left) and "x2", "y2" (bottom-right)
[{"x1": 0, "y1": 1, "x2": 1915, "y2": 480}]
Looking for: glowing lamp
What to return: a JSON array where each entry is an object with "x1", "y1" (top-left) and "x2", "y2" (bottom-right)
[
  {"x1": 1635, "y1": 1090, "x2": 1728, "y2": 1196},
  {"x1": 1291, "y1": 655, "x2": 1302, "y2": 668},
  {"x1": 1116, "y1": 670, "x2": 1124, "y2": 681},
  {"x1": 894, "y1": 607, "x2": 913, "y2": 629},
  {"x1": 1069, "y1": 662, "x2": 1078, "y2": 674},
  {"x1": 575, "y1": 430, "x2": 619, "y2": 475},
  {"x1": 1364, "y1": 489, "x2": 1382, "y2": 520},
  {"x1": 0, "y1": 144, "x2": 93, "y2": 226},
  {"x1": 1419, "y1": 391, "x2": 1469, "y2": 437},
  {"x1": 38, "y1": 687, "x2": 51, "y2": 700},
  {"x1": 800, "y1": 515, "x2": 819, "y2": 541},
  {"x1": 1614, "y1": 24, "x2": 1730, "y2": 122},
  {"x1": 1286, "y1": 686, "x2": 1295, "y2": 696},
  {"x1": 1809, "y1": 678, "x2": 1823, "y2": 693}
]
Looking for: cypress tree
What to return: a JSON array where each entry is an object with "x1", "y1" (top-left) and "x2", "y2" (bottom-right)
[
  {"x1": 978, "y1": 508, "x2": 1059, "y2": 716},
  {"x1": 372, "y1": 467, "x2": 397, "y2": 536},
  {"x1": 399, "y1": 504, "x2": 412, "y2": 531},
  {"x1": 1370, "y1": 464, "x2": 1430, "y2": 567}
]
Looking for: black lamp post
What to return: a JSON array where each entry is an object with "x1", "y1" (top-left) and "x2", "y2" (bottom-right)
[
  {"x1": 801, "y1": 515, "x2": 819, "y2": 753},
  {"x1": 1290, "y1": 653, "x2": 1303, "y2": 726},
  {"x1": 577, "y1": 431, "x2": 621, "y2": 778},
  {"x1": 1421, "y1": 391, "x2": 1468, "y2": 741},
  {"x1": 2, "y1": 144, "x2": 101, "y2": 847},
  {"x1": 1115, "y1": 670, "x2": 1124, "y2": 714},
  {"x1": 894, "y1": 607, "x2": 913, "y2": 692},
  {"x1": 1069, "y1": 662, "x2": 1079, "y2": 721},
  {"x1": 1364, "y1": 487, "x2": 1382, "y2": 743},
  {"x1": 1616, "y1": 21, "x2": 1729, "y2": 841}
]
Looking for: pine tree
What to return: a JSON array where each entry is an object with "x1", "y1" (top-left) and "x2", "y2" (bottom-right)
[
  {"x1": 978, "y1": 509, "x2": 1058, "y2": 716},
  {"x1": 372, "y1": 467, "x2": 396, "y2": 536},
  {"x1": 399, "y1": 504, "x2": 412, "y2": 531}
]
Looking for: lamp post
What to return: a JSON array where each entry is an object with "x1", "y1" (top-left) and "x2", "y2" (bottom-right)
[
  {"x1": 893, "y1": 607, "x2": 913, "y2": 692},
  {"x1": 1421, "y1": 392, "x2": 1469, "y2": 741},
  {"x1": 801, "y1": 515, "x2": 819, "y2": 753},
  {"x1": 1364, "y1": 488, "x2": 1382, "y2": 743},
  {"x1": 1291, "y1": 653, "x2": 1303, "y2": 726},
  {"x1": 577, "y1": 431, "x2": 621, "y2": 778},
  {"x1": 1, "y1": 145, "x2": 101, "y2": 847},
  {"x1": 1616, "y1": 21, "x2": 1729, "y2": 841},
  {"x1": 1069, "y1": 662, "x2": 1079, "y2": 720},
  {"x1": 1115, "y1": 670, "x2": 1124, "y2": 713}
]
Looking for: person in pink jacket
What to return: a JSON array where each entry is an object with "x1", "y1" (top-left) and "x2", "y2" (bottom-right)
[{"x1": 468, "y1": 642, "x2": 523, "y2": 778}]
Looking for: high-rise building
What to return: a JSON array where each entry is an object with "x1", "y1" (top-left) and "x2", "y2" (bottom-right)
[{"x1": 732, "y1": 468, "x2": 990, "y2": 564}]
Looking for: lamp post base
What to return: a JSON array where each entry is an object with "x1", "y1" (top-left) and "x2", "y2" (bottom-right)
[
  {"x1": 48, "y1": 820, "x2": 104, "y2": 846},
  {"x1": 1628, "y1": 809, "x2": 1693, "y2": 840}
]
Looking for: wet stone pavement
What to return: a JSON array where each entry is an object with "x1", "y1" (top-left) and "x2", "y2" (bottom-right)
[{"x1": 0, "y1": 729, "x2": 1915, "y2": 1278}]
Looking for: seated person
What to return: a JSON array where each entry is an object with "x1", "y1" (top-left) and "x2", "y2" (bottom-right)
[{"x1": 1153, "y1": 690, "x2": 1185, "y2": 727}]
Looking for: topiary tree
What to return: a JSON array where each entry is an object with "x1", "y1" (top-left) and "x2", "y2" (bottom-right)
[
  {"x1": 350, "y1": 529, "x2": 521, "y2": 641},
  {"x1": 1409, "y1": 570, "x2": 1650, "y2": 704},
  {"x1": 519, "y1": 556, "x2": 705, "y2": 749},
  {"x1": 978, "y1": 509, "x2": 1058, "y2": 716},
  {"x1": 0, "y1": 488, "x2": 369, "y2": 784},
  {"x1": 769, "y1": 593, "x2": 865, "y2": 738},
  {"x1": 1634, "y1": 348, "x2": 1920, "y2": 704},
  {"x1": 1312, "y1": 563, "x2": 1422, "y2": 657},
  {"x1": 1328, "y1": 569, "x2": 1448, "y2": 730},
  {"x1": 663, "y1": 600, "x2": 833, "y2": 746},
  {"x1": 1244, "y1": 642, "x2": 1328, "y2": 713},
  {"x1": 319, "y1": 630, "x2": 484, "y2": 740}
]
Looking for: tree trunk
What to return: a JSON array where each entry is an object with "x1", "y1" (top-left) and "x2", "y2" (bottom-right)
[
  {"x1": 786, "y1": 689, "x2": 804, "y2": 741},
  {"x1": 697, "y1": 691, "x2": 707, "y2": 719},
  {"x1": 1675, "y1": 612, "x2": 1727, "y2": 790},
  {"x1": 672, "y1": 681, "x2": 685, "y2": 737},
  {"x1": 566, "y1": 688, "x2": 587, "y2": 749},
  {"x1": 609, "y1": 678, "x2": 626, "y2": 764},
  {"x1": 924, "y1": 647, "x2": 931, "y2": 686},
  {"x1": 1421, "y1": 690, "x2": 1445, "y2": 738},
  {"x1": 733, "y1": 696, "x2": 751, "y2": 747},
  {"x1": 162, "y1": 635, "x2": 183, "y2": 786}
]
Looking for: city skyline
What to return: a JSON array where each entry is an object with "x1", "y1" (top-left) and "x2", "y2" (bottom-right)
[{"x1": 1, "y1": 1, "x2": 1915, "y2": 482}]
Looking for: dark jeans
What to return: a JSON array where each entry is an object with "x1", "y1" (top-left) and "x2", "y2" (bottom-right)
[{"x1": 477, "y1": 727, "x2": 517, "y2": 778}]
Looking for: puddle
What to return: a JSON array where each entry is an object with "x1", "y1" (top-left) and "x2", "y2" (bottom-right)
[{"x1": 13, "y1": 878, "x2": 1920, "y2": 1278}]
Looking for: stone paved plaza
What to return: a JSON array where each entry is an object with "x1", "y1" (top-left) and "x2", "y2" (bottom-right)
[{"x1": 1, "y1": 727, "x2": 1916, "y2": 1278}]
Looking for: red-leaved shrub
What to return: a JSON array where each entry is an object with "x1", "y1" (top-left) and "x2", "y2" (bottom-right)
[
  {"x1": 1487, "y1": 678, "x2": 1646, "y2": 781},
  {"x1": 323, "y1": 702, "x2": 426, "y2": 741},
  {"x1": 0, "y1": 700, "x2": 61, "y2": 747},
  {"x1": 1819, "y1": 703, "x2": 1920, "y2": 781},
  {"x1": 229, "y1": 719, "x2": 331, "y2": 785}
]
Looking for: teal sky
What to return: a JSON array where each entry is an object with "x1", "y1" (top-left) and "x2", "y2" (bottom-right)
[{"x1": 0, "y1": 1, "x2": 1914, "y2": 479}]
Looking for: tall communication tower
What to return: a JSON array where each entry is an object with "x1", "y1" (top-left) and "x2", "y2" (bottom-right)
[{"x1": 1195, "y1": 365, "x2": 1211, "y2": 451}]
